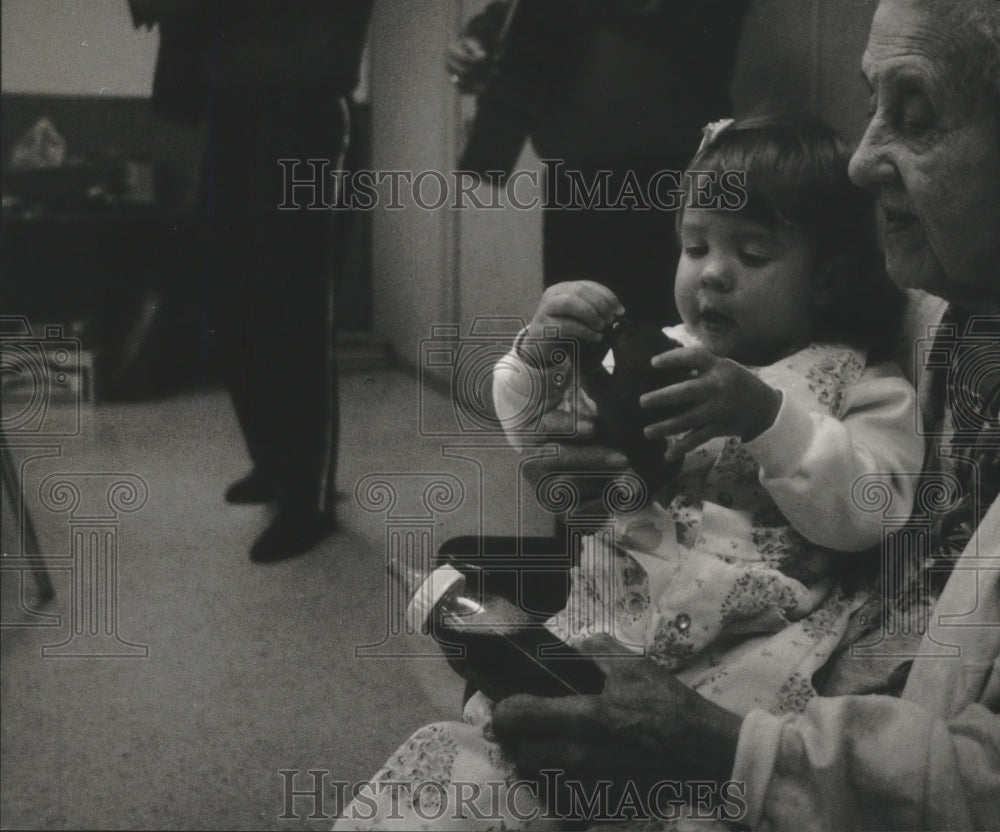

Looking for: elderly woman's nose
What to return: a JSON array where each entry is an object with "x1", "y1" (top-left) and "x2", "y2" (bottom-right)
[{"x1": 849, "y1": 124, "x2": 892, "y2": 188}]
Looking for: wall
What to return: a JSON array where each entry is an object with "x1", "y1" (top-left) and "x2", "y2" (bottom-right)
[
  {"x1": 369, "y1": 0, "x2": 544, "y2": 367},
  {"x1": 733, "y1": 0, "x2": 877, "y2": 143},
  {"x1": 1, "y1": 0, "x2": 157, "y2": 96},
  {"x1": 1, "y1": 0, "x2": 201, "y2": 204},
  {"x1": 452, "y1": 0, "x2": 543, "y2": 332},
  {"x1": 368, "y1": 0, "x2": 543, "y2": 366},
  {"x1": 368, "y1": 0, "x2": 461, "y2": 366}
]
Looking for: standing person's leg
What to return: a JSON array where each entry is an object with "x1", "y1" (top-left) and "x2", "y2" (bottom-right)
[
  {"x1": 247, "y1": 87, "x2": 348, "y2": 562},
  {"x1": 204, "y1": 90, "x2": 277, "y2": 502},
  {"x1": 542, "y1": 162, "x2": 680, "y2": 325}
]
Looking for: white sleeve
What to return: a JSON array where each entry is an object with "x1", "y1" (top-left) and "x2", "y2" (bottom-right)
[
  {"x1": 733, "y1": 498, "x2": 1000, "y2": 831},
  {"x1": 742, "y1": 362, "x2": 925, "y2": 552},
  {"x1": 734, "y1": 696, "x2": 1000, "y2": 831},
  {"x1": 492, "y1": 323, "x2": 691, "y2": 443},
  {"x1": 491, "y1": 332, "x2": 567, "y2": 446}
]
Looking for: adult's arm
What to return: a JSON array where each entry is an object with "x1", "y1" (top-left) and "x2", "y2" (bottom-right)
[
  {"x1": 744, "y1": 362, "x2": 924, "y2": 551},
  {"x1": 735, "y1": 695, "x2": 1000, "y2": 830},
  {"x1": 494, "y1": 647, "x2": 999, "y2": 830},
  {"x1": 736, "y1": 498, "x2": 1000, "y2": 830},
  {"x1": 458, "y1": 0, "x2": 576, "y2": 178}
]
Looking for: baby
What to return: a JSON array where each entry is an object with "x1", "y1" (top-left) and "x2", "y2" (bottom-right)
[{"x1": 494, "y1": 115, "x2": 926, "y2": 715}]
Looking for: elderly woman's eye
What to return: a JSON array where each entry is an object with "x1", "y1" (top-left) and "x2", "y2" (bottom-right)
[{"x1": 900, "y1": 92, "x2": 934, "y2": 130}]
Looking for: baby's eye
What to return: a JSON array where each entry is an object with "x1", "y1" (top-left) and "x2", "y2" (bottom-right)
[
  {"x1": 738, "y1": 250, "x2": 771, "y2": 267},
  {"x1": 683, "y1": 244, "x2": 708, "y2": 258}
]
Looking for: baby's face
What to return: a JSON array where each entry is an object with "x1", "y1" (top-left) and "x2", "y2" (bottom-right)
[{"x1": 674, "y1": 210, "x2": 822, "y2": 366}]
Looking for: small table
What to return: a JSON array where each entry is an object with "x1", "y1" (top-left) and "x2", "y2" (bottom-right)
[{"x1": 2, "y1": 204, "x2": 203, "y2": 397}]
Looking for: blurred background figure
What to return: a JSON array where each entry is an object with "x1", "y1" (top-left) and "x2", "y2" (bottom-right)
[
  {"x1": 130, "y1": 0, "x2": 373, "y2": 562},
  {"x1": 450, "y1": 0, "x2": 751, "y2": 325}
]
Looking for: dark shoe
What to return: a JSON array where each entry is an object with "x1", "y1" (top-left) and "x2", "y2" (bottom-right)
[
  {"x1": 225, "y1": 469, "x2": 277, "y2": 504},
  {"x1": 249, "y1": 511, "x2": 338, "y2": 563}
]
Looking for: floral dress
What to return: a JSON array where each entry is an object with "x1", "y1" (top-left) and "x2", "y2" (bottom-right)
[{"x1": 549, "y1": 335, "x2": 877, "y2": 716}]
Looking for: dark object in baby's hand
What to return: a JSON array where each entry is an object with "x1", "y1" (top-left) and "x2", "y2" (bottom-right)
[{"x1": 581, "y1": 319, "x2": 687, "y2": 495}]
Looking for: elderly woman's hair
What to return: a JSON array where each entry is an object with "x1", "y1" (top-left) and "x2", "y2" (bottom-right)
[{"x1": 922, "y1": 0, "x2": 1000, "y2": 102}]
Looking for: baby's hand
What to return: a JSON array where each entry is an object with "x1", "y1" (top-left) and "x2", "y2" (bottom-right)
[
  {"x1": 639, "y1": 347, "x2": 781, "y2": 461},
  {"x1": 526, "y1": 281, "x2": 624, "y2": 345}
]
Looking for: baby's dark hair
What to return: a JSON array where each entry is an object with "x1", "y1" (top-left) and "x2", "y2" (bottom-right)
[{"x1": 679, "y1": 112, "x2": 904, "y2": 361}]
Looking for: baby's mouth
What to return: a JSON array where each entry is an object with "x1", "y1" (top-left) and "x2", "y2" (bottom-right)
[{"x1": 699, "y1": 308, "x2": 734, "y2": 333}]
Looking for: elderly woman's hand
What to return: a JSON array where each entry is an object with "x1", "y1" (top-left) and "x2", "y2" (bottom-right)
[{"x1": 492, "y1": 635, "x2": 743, "y2": 809}]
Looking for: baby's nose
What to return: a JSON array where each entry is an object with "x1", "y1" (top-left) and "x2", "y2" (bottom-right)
[{"x1": 699, "y1": 263, "x2": 732, "y2": 293}]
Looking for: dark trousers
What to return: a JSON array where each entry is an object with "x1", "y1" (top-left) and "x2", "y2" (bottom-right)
[
  {"x1": 204, "y1": 86, "x2": 347, "y2": 515},
  {"x1": 542, "y1": 162, "x2": 683, "y2": 326}
]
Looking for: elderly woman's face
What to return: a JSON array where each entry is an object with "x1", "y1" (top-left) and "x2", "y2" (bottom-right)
[{"x1": 849, "y1": 0, "x2": 1000, "y2": 309}]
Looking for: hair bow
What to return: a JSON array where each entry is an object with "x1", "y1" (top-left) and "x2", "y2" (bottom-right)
[{"x1": 697, "y1": 118, "x2": 735, "y2": 155}]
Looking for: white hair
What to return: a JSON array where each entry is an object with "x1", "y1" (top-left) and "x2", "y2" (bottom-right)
[{"x1": 916, "y1": 0, "x2": 1000, "y2": 102}]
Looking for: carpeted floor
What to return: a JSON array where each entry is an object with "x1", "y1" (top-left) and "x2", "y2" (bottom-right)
[{"x1": 1, "y1": 369, "x2": 549, "y2": 830}]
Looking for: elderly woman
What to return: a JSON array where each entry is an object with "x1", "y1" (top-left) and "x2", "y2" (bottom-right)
[{"x1": 491, "y1": 0, "x2": 1000, "y2": 829}]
